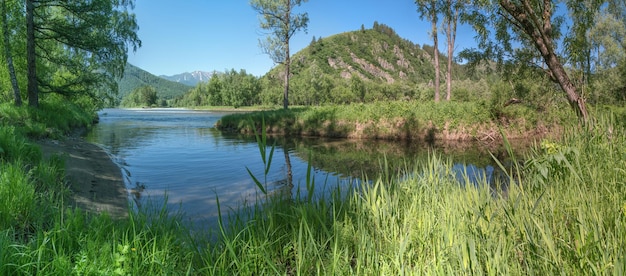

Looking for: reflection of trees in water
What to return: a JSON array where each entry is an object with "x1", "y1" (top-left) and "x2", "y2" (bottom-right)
[{"x1": 285, "y1": 137, "x2": 531, "y2": 187}]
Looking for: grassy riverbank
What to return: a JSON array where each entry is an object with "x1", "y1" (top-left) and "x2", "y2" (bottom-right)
[
  {"x1": 216, "y1": 101, "x2": 576, "y2": 141},
  {"x1": 2, "y1": 98, "x2": 625, "y2": 274}
]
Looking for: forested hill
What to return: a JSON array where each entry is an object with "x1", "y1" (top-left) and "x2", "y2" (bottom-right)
[
  {"x1": 294, "y1": 23, "x2": 436, "y2": 83},
  {"x1": 259, "y1": 22, "x2": 468, "y2": 104},
  {"x1": 175, "y1": 22, "x2": 471, "y2": 107},
  {"x1": 117, "y1": 63, "x2": 192, "y2": 101}
]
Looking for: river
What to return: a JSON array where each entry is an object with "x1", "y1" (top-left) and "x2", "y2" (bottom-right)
[{"x1": 86, "y1": 108, "x2": 517, "y2": 229}]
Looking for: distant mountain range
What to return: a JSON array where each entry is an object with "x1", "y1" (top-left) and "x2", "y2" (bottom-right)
[{"x1": 159, "y1": 71, "x2": 214, "y2": 86}]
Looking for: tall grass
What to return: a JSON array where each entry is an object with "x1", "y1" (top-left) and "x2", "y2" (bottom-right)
[{"x1": 201, "y1": 111, "x2": 626, "y2": 274}]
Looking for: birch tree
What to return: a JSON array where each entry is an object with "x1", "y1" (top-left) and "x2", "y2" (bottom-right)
[
  {"x1": 416, "y1": 0, "x2": 441, "y2": 102},
  {"x1": 251, "y1": 0, "x2": 309, "y2": 110},
  {"x1": 442, "y1": 0, "x2": 466, "y2": 101},
  {"x1": 1, "y1": 0, "x2": 21, "y2": 106}
]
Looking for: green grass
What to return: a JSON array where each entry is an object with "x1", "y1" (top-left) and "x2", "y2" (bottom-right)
[
  {"x1": 203, "y1": 113, "x2": 626, "y2": 274},
  {"x1": 216, "y1": 101, "x2": 571, "y2": 140},
  {"x1": 1, "y1": 97, "x2": 625, "y2": 274}
]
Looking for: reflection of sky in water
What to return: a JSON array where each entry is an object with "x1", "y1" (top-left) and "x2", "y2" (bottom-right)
[
  {"x1": 453, "y1": 163, "x2": 495, "y2": 186},
  {"x1": 90, "y1": 108, "x2": 514, "y2": 230},
  {"x1": 90, "y1": 109, "x2": 357, "y2": 229}
]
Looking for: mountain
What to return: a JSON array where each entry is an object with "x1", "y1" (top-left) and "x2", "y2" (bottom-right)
[
  {"x1": 265, "y1": 22, "x2": 468, "y2": 89},
  {"x1": 159, "y1": 71, "x2": 214, "y2": 86},
  {"x1": 117, "y1": 63, "x2": 193, "y2": 100}
]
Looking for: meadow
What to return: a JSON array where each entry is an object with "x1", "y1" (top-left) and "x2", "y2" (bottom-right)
[{"x1": 1, "y1": 97, "x2": 625, "y2": 275}]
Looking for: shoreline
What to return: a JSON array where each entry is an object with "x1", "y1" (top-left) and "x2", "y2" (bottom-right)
[{"x1": 37, "y1": 137, "x2": 129, "y2": 218}]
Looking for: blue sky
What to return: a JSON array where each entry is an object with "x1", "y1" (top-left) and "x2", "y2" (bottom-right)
[{"x1": 127, "y1": 0, "x2": 477, "y2": 77}]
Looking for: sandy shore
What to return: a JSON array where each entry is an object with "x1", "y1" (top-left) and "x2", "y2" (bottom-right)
[{"x1": 38, "y1": 137, "x2": 129, "y2": 218}]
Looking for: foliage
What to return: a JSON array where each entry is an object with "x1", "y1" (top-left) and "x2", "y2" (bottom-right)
[
  {"x1": 120, "y1": 85, "x2": 160, "y2": 108},
  {"x1": 461, "y1": 0, "x2": 592, "y2": 120},
  {"x1": 173, "y1": 69, "x2": 260, "y2": 108},
  {"x1": 20, "y1": 0, "x2": 141, "y2": 107}
]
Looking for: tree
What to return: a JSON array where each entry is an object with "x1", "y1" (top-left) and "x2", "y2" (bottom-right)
[
  {"x1": 120, "y1": 85, "x2": 157, "y2": 107},
  {"x1": 464, "y1": 0, "x2": 590, "y2": 122},
  {"x1": 442, "y1": 0, "x2": 466, "y2": 101},
  {"x1": 24, "y1": 0, "x2": 141, "y2": 108},
  {"x1": 563, "y1": 0, "x2": 602, "y2": 91},
  {"x1": 2, "y1": 0, "x2": 21, "y2": 106},
  {"x1": 416, "y1": 0, "x2": 441, "y2": 102},
  {"x1": 26, "y1": 0, "x2": 37, "y2": 107},
  {"x1": 251, "y1": 0, "x2": 309, "y2": 110}
]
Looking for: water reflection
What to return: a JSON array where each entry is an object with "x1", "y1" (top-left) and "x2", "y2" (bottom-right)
[{"x1": 87, "y1": 108, "x2": 529, "y2": 230}]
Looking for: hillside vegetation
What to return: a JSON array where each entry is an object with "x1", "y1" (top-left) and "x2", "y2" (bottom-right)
[{"x1": 116, "y1": 63, "x2": 192, "y2": 105}]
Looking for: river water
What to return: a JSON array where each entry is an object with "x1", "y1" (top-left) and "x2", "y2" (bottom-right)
[{"x1": 86, "y1": 108, "x2": 516, "y2": 229}]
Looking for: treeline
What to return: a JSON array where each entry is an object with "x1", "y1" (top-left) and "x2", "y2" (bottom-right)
[
  {"x1": 120, "y1": 85, "x2": 167, "y2": 108},
  {"x1": 173, "y1": 69, "x2": 259, "y2": 108},
  {"x1": 173, "y1": 70, "x2": 433, "y2": 108}
]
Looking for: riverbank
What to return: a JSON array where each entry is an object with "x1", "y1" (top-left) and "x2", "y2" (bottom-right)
[
  {"x1": 37, "y1": 137, "x2": 128, "y2": 218},
  {"x1": 215, "y1": 101, "x2": 571, "y2": 142}
]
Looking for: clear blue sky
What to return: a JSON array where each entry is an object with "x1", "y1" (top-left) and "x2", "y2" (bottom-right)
[{"x1": 127, "y1": 0, "x2": 477, "y2": 77}]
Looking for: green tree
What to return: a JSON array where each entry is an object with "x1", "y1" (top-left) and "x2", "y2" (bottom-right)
[
  {"x1": 251, "y1": 0, "x2": 309, "y2": 110},
  {"x1": 416, "y1": 0, "x2": 442, "y2": 102},
  {"x1": 587, "y1": 4, "x2": 626, "y2": 103},
  {"x1": 24, "y1": 0, "x2": 141, "y2": 108},
  {"x1": 464, "y1": 0, "x2": 590, "y2": 121},
  {"x1": 120, "y1": 85, "x2": 157, "y2": 107},
  {"x1": 350, "y1": 75, "x2": 366, "y2": 103},
  {"x1": 442, "y1": 0, "x2": 466, "y2": 101}
]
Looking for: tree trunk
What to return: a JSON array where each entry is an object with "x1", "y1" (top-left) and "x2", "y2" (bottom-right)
[
  {"x1": 283, "y1": 149, "x2": 293, "y2": 188},
  {"x1": 445, "y1": 20, "x2": 452, "y2": 101},
  {"x1": 431, "y1": 10, "x2": 440, "y2": 103},
  {"x1": 445, "y1": 1, "x2": 458, "y2": 102},
  {"x1": 544, "y1": 51, "x2": 589, "y2": 120},
  {"x1": 284, "y1": 51, "x2": 290, "y2": 110},
  {"x1": 282, "y1": 0, "x2": 291, "y2": 110},
  {"x1": 26, "y1": 0, "x2": 38, "y2": 108},
  {"x1": 2, "y1": 0, "x2": 21, "y2": 106}
]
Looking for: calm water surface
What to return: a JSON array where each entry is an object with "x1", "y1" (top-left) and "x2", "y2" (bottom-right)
[{"x1": 87, "y1": 108, "x2": 515, "y2": 228}]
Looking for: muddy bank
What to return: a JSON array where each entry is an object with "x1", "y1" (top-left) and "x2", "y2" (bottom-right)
[{"x1": 38, "y1": 137, "x2": 128, "y2": 218}]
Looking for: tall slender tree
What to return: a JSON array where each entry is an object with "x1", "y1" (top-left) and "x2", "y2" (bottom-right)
[
  {"x1": 26, "y1": 0, "x2": 37, "y2": 107},
  {"x1": 1, "y1": 0, "x2": 21, "y2": 106},
  {"x1": 442, "y1": 0, "x2": 465, "y2": 101},
  {"x1": 416, "y1": 0, "x2": 441, "y2": 102},
  {"x1": 251, "y1": 0, "x2": 309, "y2": 110}
]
